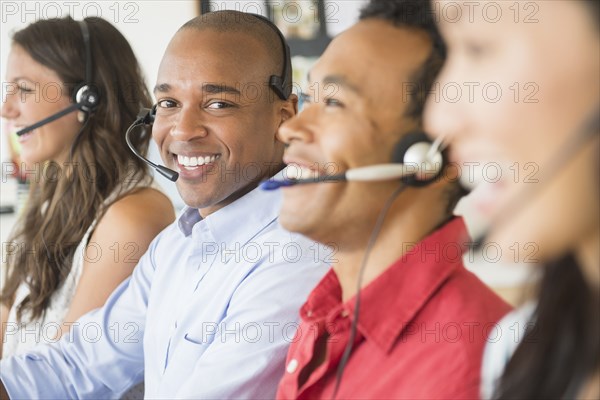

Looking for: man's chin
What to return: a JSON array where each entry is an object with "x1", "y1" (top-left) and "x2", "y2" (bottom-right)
[
  {"x1": 279, "y1": 210, "x2": 305, "y2": 232},
  {"x1": 279, "y1": 210, "x2": 322, "y2": 240},
  {"x1": 177, "y1": 189, "x2": 220, "y2": 211},
  {"x1": 177, "y1": 183, "x2": 255, "y2": 214}
]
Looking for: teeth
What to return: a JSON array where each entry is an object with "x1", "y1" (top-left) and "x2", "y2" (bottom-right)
[
  {"x1": 458, "y1": 162, "x2": 511, "y2": 190},
  {"x1": 177, "y1": 154, "x2": 219, "y2": 168},
  {"x1": 286, "y1": 164, "x2": 302, "y2": 180},
  {"x1": 301, "y1": 167, "x2": 319, "y2": 180},
  {"x1": 284, "y1": 164, "x2": 318, "y2": 180}
]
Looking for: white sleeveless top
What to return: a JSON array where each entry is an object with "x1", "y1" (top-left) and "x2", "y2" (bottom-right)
[
  {"x1": 480, "y1": 301, "x2": 537, "y2": 399},
  {"x1": 3, "y1": 178, "x2": 165, "y2": 398}
]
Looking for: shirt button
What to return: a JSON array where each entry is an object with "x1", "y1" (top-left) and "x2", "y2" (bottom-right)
[
  {"x1": 340, "y1": 309, "x2": 349, "y2": 318},
  {"x1": 306, "y1": 310, "x2": 313, "y2": 317},
  {"x1": 286, "y1": 359, "x2": 299, "y2": 374}
]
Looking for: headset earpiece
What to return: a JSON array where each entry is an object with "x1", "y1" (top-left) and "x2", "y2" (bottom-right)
[
  {"x1": 393, "y1": 131, "x2": 445, "y2": 187},
  {"x1": 250, "y1": 14, "x2": 292, "y2": 101},
  {"x1": 74, "y1": 83, "x2": 99, "y2": 113},
  {"x1": 269, "y1": 72, "x2": 291, "y2": 101},
  {"x1": 74, "y1": 20, "x2": 100, "y2": 116},
  {"x1": 269, "y1": 40, "x2": 292, "y2": 100}
]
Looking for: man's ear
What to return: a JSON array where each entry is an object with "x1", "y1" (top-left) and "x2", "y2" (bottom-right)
[{"x1": 280, "y1": 93, "x2": 298, "y2": 125}]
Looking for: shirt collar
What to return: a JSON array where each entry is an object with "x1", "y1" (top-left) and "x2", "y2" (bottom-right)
[
  {"x1": 176, "y1": 182, "x2": 282, "y2": 249},
  {"x1": 300, "y1": 217, "x2": 470, "y2": 353},
  {"x1": 300, "y1": 269, "x2": 342, "y2": 321},
  {"x1": 178, "y1": 207, "x2": 202, "y2": 237},
  {"x1": 357, "y1": 217, "x2": 470, "y2": 353}
]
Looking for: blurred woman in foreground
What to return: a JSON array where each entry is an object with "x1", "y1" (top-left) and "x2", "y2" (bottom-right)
[{"x1": 425, "y1": 1, "x2": 599, "y2": 398}]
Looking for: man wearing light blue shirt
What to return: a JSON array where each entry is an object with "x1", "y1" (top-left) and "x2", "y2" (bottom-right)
[{"x1": 0, "y1": 11, "x2": 329, "y2": 399}]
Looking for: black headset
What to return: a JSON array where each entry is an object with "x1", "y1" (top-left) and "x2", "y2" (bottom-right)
[
  {"x1": 127, "y1": 13, "x2": 293, "y2": 182},
  {"x1": 137, "y1": 12, "x2": 292, "y2": 125},
  {"x1": 15, "y1": 19, "x2": 100, "y2": 136},
  {"x1": 251, "y1": 13, "x2": 292, "y2": 101},
  {"x1": 74, "y1": 20, "x2": 100, "y2": 114}
]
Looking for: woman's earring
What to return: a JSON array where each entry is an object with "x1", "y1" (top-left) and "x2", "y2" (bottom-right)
[{"x1": 77, "y1": 111, "x2": 86, "y2": 123}]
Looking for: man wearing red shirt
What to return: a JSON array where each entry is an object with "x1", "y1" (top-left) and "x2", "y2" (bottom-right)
[{"x1": 275, "y1": 1, "x2": 512, "y2": 398}]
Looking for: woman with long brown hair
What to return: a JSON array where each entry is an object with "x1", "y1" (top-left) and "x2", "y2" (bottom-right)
[{"x1": 0, "y1": 17, "x2": 174, "y2": 359}]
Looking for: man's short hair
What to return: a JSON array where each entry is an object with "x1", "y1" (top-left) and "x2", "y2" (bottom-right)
[
  {"x1": 360, "y1": 1, "x2": 468, "y2": 213},
  {"x1": 181, "y1": 11, "x2": 290, "y2": 98},
  {"x1": 360, "y1": 0, "x2": 445, "y2": 124}
]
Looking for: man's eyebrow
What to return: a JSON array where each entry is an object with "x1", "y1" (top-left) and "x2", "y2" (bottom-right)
[
  {"x1": 202, "y1": 83, "x2": 241, "y2": 95},
  {"x1": 323, "y1": 75, "x2": 361, "y2": 95},
  {"x1": 153, "y1": 83, "x2": 241, "y2": 96},
  {"x1": 306, "y1": 71, "x2": 361, "y2": 95},
  {"x1": 9, "y1": 76, "x2": 37, "y2": 85},
  {"x1": 153, "y1": 83, "x2": 170, "y2": 94}
]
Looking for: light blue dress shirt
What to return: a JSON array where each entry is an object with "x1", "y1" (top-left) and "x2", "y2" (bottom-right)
[{"x1": 0, "y1": 186, "x2": 330, "y2": 399}]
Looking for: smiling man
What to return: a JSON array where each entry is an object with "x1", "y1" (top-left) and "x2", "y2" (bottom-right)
[
  {"x1": 275, "y1": 1, "x2": 511, "y2": 399},
  {"x1": 152, "y1": 14, "x2": 294, "y2": 214},
  {"x1": 0, "y1": 11, "x2": 328, "y2": 399}
]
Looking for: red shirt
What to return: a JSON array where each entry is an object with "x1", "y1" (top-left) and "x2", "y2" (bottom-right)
[{"x1": 277, "y1": 218, "x2": 512, "y2": 400}]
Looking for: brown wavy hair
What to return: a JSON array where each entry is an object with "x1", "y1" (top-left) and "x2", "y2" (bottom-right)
[{"x1": 1, "y1": 17, "x2": 153, "y2": 322}]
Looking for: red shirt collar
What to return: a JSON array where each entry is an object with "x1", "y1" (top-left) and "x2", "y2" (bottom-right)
[{"x1": 300, "y1": 217, "x2": 471, "y2": 353}]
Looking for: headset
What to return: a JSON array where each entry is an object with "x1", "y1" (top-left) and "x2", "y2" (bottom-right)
[
  {"x1": 259, "y1": 129, "x2": 447, "y2": 399},
  {"x1": 325, "y1": 107, "x2": 598, "y2": 398},
  {"x1": 16, "y1": 20, "x2": 100, "y2": 137},
  {"x1": 260, "y1": 131, "x2": 447, "y2": 190},
  {"x1": 126, "y1": 105, "x2": 179, "y2": 182},
  {"x1": 251, "y1": 13, "x2": 292, "y2": 101},
  {"x1": 128, "y1": 13, "x2": 450, "y2": 398},
  {"x1": 126, "y1": 12, "x2": 293, "y2": 182}
]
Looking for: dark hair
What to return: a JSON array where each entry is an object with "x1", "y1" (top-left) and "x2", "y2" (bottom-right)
[
  {"x1": 1, "y1": 17, "x2": 153, "y2": 321},
  {"x1": 360, "y1": 0, "x2": 446, "y2": 123},
  {"x1": 181, "y1": 10, "x2": 291, "y2": 100},
  {"x1": 495, "y1": 255, "x2": 599, "y2": 399},
  {"x1": 360, "y1": 0, "x2": 467, "y2": 212},
  {"x1": 587, "y1": 0, "x2": 600, "y2": 20}
]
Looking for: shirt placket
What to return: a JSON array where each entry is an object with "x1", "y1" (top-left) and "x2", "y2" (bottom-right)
[
  {"x1": 163, "y1": 221, "x2": 217, "y2": 372},
  {"x1": 296, "y1": 306, "x2": 353, "y2": 398}
]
